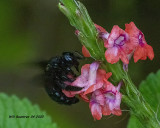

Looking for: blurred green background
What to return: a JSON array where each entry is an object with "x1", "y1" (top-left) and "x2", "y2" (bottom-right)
[{"x1": 0, "y1": 0, "x2": 160, "y2": 127}]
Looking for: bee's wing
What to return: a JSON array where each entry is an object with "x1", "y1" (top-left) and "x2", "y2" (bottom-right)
[
  {"x1": 28, "y1": 74, "x2": 45, "y2": 88},
  {"x1": 24, "y1": 60, "x2": 48, "y2": 88},
  {"x1": 36, "y1": 61, "x2": 48, "y2": 69}
]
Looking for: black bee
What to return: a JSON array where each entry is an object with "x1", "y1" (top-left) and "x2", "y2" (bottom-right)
[{"x1": 39, "y1": 52, "x2": 83, "y2": 105}]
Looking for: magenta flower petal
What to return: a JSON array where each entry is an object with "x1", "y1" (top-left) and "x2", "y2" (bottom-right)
[
  {"x1": 104, "y1": 25, "x2": 131, "y2": 64},
  {"x1": 102, "y1": 82, "x2": 122, "y2": 116},
  {"x1": 89, "y1": 102, "x2": 102, "y2": 120},
  {"x1": 88, "y1": 62, "x2": 100, "y2": 85},
  {"x1": 125, "y1": 22, "x2": 154, "y2": 62},
  {"x1": 63, "y1": 62, "x2": 102, "y2": 96},
  {"x1": 94, "y1": 23, "x2": 109, "y2": 41},
  {"x1": 84, "y1": 70, "x2": 112, "y2": 95},
  {"x1": 71, "y1": 64, "x2": 90, "y2": 88},
  {"x1": 89, "y1": 90, "x2": 104, "y2": 120},
  {"x1": 90, "y1": 90, "x2": 105, "y2": 105},
  {"x1": 105, "y1": 47, "x2": 119, "y2": 64},
  {"x1": 88, "y1": 82, "x2": 122, "y2": 119}
]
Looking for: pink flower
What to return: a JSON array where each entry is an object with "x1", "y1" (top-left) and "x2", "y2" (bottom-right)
[
  {"x1": 62, "y1": 61, "x2": 112, "y2": 98},
  {"x1": 102, "y1": 82, "x2": 122, "y2": 116},
  {"x1": 104, "y1": 25, "x2": 132, "y2": 64},
  {"x1": 72, "y1": 62, "x2": 100, "y2": 93},
  {"x1": 89, "y1": 90, "x2": 104, "y2": 120},
  {"x1": 62, "y1": 61, "x2": 122, "y2": 120},
  {"x1": 90, "y1": 102, "x2": 102, "y2": 120},
  {"x1": 125, "y1": 22, "x2": 154, "y2": 62},
  {"x1": 89, "y1": 82, "x2": 122, "y2": 120}
]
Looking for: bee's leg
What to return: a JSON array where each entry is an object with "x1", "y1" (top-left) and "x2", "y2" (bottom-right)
[
  {"x1": 74, "y1": 51, "x2": 84, "y2": 59},
  {"x1": 60, "y1": 71, "x2": 75, "y2": 82},
  {"x1": 56, "y1": 80, "x2": 83, "y2": 91},
  {"x1": 65, "y1": 85, "x2": 83, "y2": 91},
  {"x1": 55, "y1": 81, "x2": 66, "y2": 89},
  {"x1": 65, "y1": 67, "x2": 77, "y2": 77},
  {"x1": 73, "y1": 61, "x2": 79, "y2": 72}
]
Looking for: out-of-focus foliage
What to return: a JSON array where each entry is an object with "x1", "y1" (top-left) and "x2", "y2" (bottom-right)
[
  {"x1": 0, "y1": 0, "x2": 36, "y2": 69},
  {"x1": 0, "y1": 93, "x2": 57, "y2": 128},
  {"x1": 128, "y1": 70, "x2": 160, "y2": 128}
]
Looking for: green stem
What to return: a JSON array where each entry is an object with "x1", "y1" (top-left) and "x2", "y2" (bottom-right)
[{"x1": 123, "y1": 74, "x2": 160, "y2": 128}]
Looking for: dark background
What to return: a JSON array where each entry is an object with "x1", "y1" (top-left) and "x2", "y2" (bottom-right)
[{"x1": 0, "y1": 0, "x2": 160, "y2": 127}]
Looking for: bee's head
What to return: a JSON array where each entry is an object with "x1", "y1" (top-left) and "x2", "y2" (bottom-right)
[
  {"x1": 63, "y1": 52, "x2": 75, "y2": 62},
  {"x1": 62, "y1": 52, "x2": 82, "y2": 70},
  {"x1": 63, "y1": 51, "x2": 82, "y2": 62}
]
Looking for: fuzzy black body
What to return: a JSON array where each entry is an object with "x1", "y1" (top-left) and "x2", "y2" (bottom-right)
[{"x1": 41, "y1": 52, "x2": 82, "y2": 105}]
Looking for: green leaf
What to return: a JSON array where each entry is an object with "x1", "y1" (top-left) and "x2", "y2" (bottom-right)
[
  {"x1": 127, "y1": 70, "x2": 160, "y2": 128},
  {"x1": 127, "y1": 115, "x2": 143, "y2": 128},
  {"x1": 0, "y1": 93, "x2": 58, "y2": 128}
]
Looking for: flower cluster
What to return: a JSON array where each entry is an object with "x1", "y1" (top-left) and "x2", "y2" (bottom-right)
[
  {"x1": 63, "y1": 62, "x2": 122, "y2": 120},
  {"x1": 82, "y1": 22, "x2": 154, "y2": 64},
  {"x1": 63, "y1": 22, "x2": 154, "y2": 120}
]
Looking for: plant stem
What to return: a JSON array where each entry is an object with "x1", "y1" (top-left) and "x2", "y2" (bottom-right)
[{"x1": 123, "y1": 74, "x2": 160, "y2": 128}]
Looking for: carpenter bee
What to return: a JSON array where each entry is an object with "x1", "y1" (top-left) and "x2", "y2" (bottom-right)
[{"x1": 39, "y1": 52, "x2": 83, "y2": 105}]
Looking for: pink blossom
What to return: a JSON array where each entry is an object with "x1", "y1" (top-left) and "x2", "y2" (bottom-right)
[
  {"x1": 90, "y1": 102, "x2": 102, "y2": 120},
  {"x1": 62, "y1": 61, "x2": 112, "y2": 98},
  {"x1": 72, "y1": 62, "x2": 100, "y2": 92},
  {"x1": 102, "y1": 82, "x2": 122, "y2": 116},
  {"x1": 125, "y1": 22, "x2": 154, "y2": 62},
  {"x1": 89, "y1": 90, "x2": 104, "y2": 120},
  {"x1": 104, "y1": 25, "x2": 133, "y2": 64},
  {"x1": 62, "y1": 61, "x2": 122, "y2": 120},
  {"x1": 89, "y1": 82, "x2": 122, "y2": 120}
]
